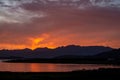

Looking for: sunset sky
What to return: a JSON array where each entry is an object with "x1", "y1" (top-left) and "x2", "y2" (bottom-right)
[{"x1": 0, "y1": 0, "x2": 120, "y2": 50}]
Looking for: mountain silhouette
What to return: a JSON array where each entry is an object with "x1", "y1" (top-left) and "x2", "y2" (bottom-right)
[
  {"x1": 0, "y1": 45, "x2": 112, "y2": 59},
  {"x1": 94, "y1": 48, "x2": 120, "y2": 59}
]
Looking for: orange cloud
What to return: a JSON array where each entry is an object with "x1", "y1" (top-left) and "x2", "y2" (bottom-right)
[
  {"x1": 30, "y1": 38, "x2": 44, "y2": 49},
  {"x1": 28, "y1": 34, "x2": 56, "y2": 49}
]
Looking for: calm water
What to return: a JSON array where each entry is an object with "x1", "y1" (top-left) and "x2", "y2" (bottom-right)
[{"x1": 0, "y1": 62, "x2": 120, "y2": 72}]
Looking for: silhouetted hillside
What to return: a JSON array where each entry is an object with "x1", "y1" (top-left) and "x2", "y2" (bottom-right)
[
  {"x1": 53, "y1": 45, "x2": 112, "y2": 56},
  {"x1": 0, "y1": 45, "x2": 112, "y2": 59},
  {"x1": 54, "y1": 55, "x2": 84, "y2": 59},
  {"x1": 94, "y1": 49, "x2": 120, "y2": 60}
]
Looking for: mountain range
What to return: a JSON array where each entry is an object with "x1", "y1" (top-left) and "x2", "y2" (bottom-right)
[{"x1": 0, "y1": 45, "x2": 113, "y2": 59}]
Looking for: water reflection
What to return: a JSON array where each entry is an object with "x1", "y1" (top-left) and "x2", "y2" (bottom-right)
[
  {"x1": 0, "y1": 62, "x2": 120, "y2": 72},
  {"x1": 30, "y1": 64, "x2": 57, "y2": 72}
]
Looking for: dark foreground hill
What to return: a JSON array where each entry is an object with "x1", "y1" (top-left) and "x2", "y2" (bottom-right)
[{"x1": 0, "y1": 68, "x2": 120, "y2": 80}]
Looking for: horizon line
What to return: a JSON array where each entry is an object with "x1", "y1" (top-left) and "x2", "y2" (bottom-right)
[{"x1": 0, "y1": 45, "x2": 118, "y2": 51}]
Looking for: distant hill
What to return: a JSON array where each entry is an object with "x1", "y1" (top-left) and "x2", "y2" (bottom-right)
[
  {"x1": 94, "y1": 49, "x2": 120, "y2": 59},
  {"x1": 0, "y1": 45, "x2": 112, "y2": 59}
]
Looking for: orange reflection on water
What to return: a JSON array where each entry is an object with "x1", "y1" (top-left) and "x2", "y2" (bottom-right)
[
  {"x1": 30, "y1": 63, "x2": 56, "y2": 72},
  {"x1": 30, "y1": 64, "x2": 42, "y2": 72},
  {"x1": 0, "y1": 62, "x2": 120, "y2": 72}
]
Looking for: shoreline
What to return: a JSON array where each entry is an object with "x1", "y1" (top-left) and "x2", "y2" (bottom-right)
[{"x1": 5, "y1": 59, "x2": 120, "y2": 65}]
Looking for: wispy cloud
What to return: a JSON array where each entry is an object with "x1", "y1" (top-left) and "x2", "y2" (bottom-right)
[{"x1": 0, "y1": 0, "x2": 46, "y2": 23}]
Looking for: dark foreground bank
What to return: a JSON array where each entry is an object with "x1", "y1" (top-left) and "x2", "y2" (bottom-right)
[{"x1": 0, "y1": 68, "x2": 120, "y2": 80}]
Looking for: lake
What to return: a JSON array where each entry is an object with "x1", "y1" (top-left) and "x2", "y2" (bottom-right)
[{"x1": 0, "y1": 62, "x2": 120, "y2": 72}]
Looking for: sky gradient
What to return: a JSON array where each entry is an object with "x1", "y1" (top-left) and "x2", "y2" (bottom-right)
[{"x1": 0, "y1": 0, "x2": 120, "y2": 49}]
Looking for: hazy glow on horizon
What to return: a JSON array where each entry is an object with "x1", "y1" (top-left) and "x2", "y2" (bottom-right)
[{"x1": 0, "y1": 0, "x2": 120, "y2": 49}]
